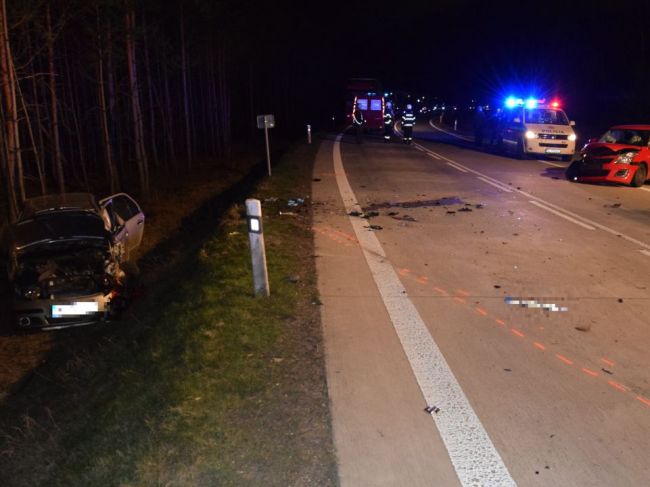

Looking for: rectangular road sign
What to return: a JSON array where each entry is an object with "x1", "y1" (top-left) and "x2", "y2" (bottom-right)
[{"x1": 256, "y1": 114, "x2": 275, "y2": 129}]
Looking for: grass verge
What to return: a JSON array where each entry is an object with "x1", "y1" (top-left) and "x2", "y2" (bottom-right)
[{"x1": 0, "y1": 141, "x2": 337, "y2": 486}]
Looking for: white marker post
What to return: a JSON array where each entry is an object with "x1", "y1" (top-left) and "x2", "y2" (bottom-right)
[
  {"x1": 307, "y1": 124, "x2": 312, "y2": 144},
  {"x1": 245, "y1": 198, "x2": 270, "y2": 297},
  {"x1": 256, "y1": 114, "x2": 275, "y2": 176}
]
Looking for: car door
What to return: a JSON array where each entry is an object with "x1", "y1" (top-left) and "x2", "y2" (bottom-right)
[{"x1": 99, "y1": 193, "x2": 145, "y2": 254}]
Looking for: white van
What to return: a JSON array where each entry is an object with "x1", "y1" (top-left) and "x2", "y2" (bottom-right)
[{"x1": 496, "y1": 99, "x2": 577, "y2": 161}]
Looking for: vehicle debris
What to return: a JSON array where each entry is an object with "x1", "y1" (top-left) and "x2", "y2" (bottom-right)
[
  {"x1": 424, "y1": 405, "x2": 440, "y2": 414},
  {"x1": 365, "y1": 224, "x2": 383, "y2": 230},
  {"x1": 287, "y1": 198, "x2": 305, "y2": 207},
  {"x1": 604, "y1": 203, "x2": 621, "y2": 208},
  {"x1": 505, "y1": 297, "x2": 568, "y2": 312},
  {"x1": 391, "y1": 215, "x2": 417, "y2": 221},
  {"x1": 601, "y1": 368, "x2": 613, "y2": 375},
  {"x1": 458, "y1": 207, "x2": 472, "y2": 212}
]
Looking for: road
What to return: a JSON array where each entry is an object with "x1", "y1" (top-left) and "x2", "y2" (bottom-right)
[{"x1": 313, "y1": 121, "x2": 650, "y2": 486}]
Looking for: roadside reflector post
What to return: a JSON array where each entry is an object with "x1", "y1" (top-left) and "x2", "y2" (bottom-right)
[
  {"x1": 245, "y1": 198, "x2": 270, "y2": 297},
  {"x1": 454, "y1": 119, "x2": 458, "y2": 131},
  {"x1": 307, "y1": 124, "x2": 312, "y2": 144},
  {"x1": 439, "y1": 113, "x2": 443, "y2": 124},
  {"x1": 256, "y1": 114, "x2": 275, "y2": 176}
]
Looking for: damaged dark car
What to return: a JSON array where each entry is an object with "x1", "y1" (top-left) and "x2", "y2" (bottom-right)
[{"x1": 0, "y1": 192, "x2": 144, "y2": 331}]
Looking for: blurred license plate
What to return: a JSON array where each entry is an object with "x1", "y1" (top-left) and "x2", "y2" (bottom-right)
[
  {"x1": 52, "y1": 302, "x2": 98, "y2": 317},
  {"x1": 545, "y1": 148, "x2": 561, "y2": 154}
]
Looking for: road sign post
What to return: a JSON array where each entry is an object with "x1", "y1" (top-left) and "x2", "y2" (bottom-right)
[
  {"x1": 245, "y1": 198, "x2": 270, "y2": 297},
  {"x1": 256, "y1": 114, "x2": 275, "y2": 176}
]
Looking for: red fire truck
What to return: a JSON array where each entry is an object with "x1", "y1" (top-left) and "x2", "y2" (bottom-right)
[{"x1": 345, "y1": 78, "x2": 385, "y2": 131}]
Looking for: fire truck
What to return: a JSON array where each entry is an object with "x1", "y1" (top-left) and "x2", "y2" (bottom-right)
[{"x1": 345, "y1": 78, "x2": 385, "y2": 131}]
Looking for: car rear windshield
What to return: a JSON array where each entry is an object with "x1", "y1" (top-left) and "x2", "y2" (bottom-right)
[
  {"x1": 524, "y1": 108, "x2": 569, "y2": 125},
  {"x1": 599, "y1": 129, "x2": 650, "y2": 147}
]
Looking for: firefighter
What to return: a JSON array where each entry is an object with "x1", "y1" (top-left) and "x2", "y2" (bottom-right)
[
  {"x1": 401, "y1": 104, "x2": 416, "y2": 144},
  {"x1": 383, "y1": 101, "x2": 394, "y2": 142},
  {"x1": 352, "y1": 101, "x2": 365, "y2": 144}
]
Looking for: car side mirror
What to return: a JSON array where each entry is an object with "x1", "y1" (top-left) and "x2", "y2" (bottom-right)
[
  {"x1": 513, "y1": 117, "x2": 521, "y2": 124},
  {"x1": 569, "y1": 120, "x2": 575, "y2": 126}
]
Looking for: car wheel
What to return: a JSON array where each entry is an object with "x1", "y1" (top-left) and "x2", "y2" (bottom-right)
[
  {"x1": 631, "y1": 163, "x2": 647, "y2": 187},
  {"x1": 566, "y1": 161, "x2": 581, "y2": 182},
  {"x1": 516, "y1": 139, "x2": 526, "y2": 160}
]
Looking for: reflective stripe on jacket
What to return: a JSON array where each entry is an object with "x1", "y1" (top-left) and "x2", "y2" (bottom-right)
[{"x1": 402, "y1": 112, "x2": 416, "y2": 127}]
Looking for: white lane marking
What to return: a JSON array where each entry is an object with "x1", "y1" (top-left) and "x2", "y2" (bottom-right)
[
  {"x1": 412, "y1": 142, "x2": 650, "y2": 251},
  {"x1": 640, "y1": 187, "x2": 650, "y2": 193},
  {"x1": 428, "y1": 119, "x2": 474, "y2": 141},
  {"x1": 426, "y1": 152, "x2": 442, "y2": 160},
  {"x1": 477, "y1": 176, "x2": 512, "y2": 192},
  {"x1": 641, "y1": 250, "x2": 650, "y2": 257},
  {"x1": 529, "y1": 201, "x2": 596, "y2": 230},
  {"x1": 447, "y1": 162, "x2": 468, "y2": 173},
  {"x1": 537, "y1": 159, "x2": 565, "y2": 168},
  {"x1": 333, "y1": 134, "x2": 517, "y2": 487}
]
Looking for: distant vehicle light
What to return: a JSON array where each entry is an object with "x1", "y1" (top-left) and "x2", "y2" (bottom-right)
[
  {"x1": 525, "y1": 98, "x2": 537, "y2": 109},
  {"x1": 568, "y1": 133, "x2": 577, "y2": 141},
  {"x1": 525, "y1": 130, "x2": 536, "y2": 139}
]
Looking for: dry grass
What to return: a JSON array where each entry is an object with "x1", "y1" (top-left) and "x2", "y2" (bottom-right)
[{"x1": 0, "y1": 141, "x2": 337, "y2": 486}]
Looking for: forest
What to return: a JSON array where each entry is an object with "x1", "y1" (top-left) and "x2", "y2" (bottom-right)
[{"x1": 0, "y1": 0, "x2": 335, "y2": 222}]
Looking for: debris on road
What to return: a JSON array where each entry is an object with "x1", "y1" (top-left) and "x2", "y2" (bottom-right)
[
  {"x1": 458, "y1": 207, "x2": 472, "y2": 212},
  {"x1": 391, "y1": 215, "x2": 417, "y2": 222},
  {"x1": 362, "y1": 211, "x2": 379, "y2": 219},
  {"x1": 604, "y1": 203, "x2": 621, "y2": 208},
  {"x1": 505, "y1": 297, "x2": 568, "y2": 312},
  {"x1": 494, "y1": 285, "x2": 501, "y2": 289},
  {"x1": 601, "y1": 368, "x2": 613, "y2": 375},
  {"x1": 348, "y1": 210, "x2": 362, "y2": 217},
  {"x1": 365, "y1": 224, "x2": 383, "y2": 231},
  {"x1": 504, "y1": 368, "x2": 512, "y2": 372},
  {"x1": 424, "y1": 405, "x2": 440, "y2": 414},
  {"x1": 446, "y1": 211, "x2": 456, "y2": 215},
  {"x1": 575, "y1": 324, "x2": 591, "y2": 332},
  {"x1": 287, "y1": 198, "x2": 305, "y2": 207},
  {"x1": 618, "y1": 298, "x2": 624, "y2": 303},
  {"x1": 312, "y1": 178, "x2": 321, "y2": 182}
]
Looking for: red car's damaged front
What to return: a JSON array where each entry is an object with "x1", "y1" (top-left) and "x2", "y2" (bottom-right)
[{"x1": 566, "y1": 125, "x2": 650, "y2": 187}]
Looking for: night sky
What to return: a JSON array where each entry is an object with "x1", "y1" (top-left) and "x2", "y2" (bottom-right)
[{"x1": 259, "y1": 0, "x2": 650, "y2": 128}]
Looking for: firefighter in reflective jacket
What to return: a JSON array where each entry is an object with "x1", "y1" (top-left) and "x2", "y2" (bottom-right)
[
  {"x1": 384, "y1": 101, "x2": 394, "y2": 142},
  {"x1": 401, "y1": 104, "x2": 416, "y2": 144},
  {"x1": 352, "y1": 101, "x2": 365, "y2": 144}
]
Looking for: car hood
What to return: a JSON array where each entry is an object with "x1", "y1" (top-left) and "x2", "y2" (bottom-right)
[
  {"x1": 583, "y1": 143, "x2": 641, "y2": 156},
  {"x1": 10, "y1": 212, "x2": 109, "y2": 253}
]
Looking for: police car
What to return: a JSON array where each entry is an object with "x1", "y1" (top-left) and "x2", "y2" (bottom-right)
[{"x1": 495, "y1": 97, "x2": 577, "y2": 161}]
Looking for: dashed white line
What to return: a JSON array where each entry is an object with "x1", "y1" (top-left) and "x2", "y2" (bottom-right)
[
  {"x1": 640, "y1": 187, "x2": 650, "y2": 193},
  {"x1": 641, "y1": 250, "x2": 650, "y2": 257},
  {"x1": 333, "y1": 133, "x2": 517, "y2": 487},
  {"x1": 426, "y1": 152, "x2": 442, "y2": 160},
  {"x1": 537, "y1": 159, "x2": 565, "y2": 168},
  {"x1": 412, "y1": 141, "x2": 650, "y2": 250},
  {"x1": 447, "y1": 162, "x2": 468, "y2": 173},
  {"x1": 477, "y1": 176, "x2": 512, "y2": 192},
  {"x1": 529, "y1": 201, "x2": 596, "y2": 230}
]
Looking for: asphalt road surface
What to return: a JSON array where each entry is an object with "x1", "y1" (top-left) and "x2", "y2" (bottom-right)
[{"x1": 313, "y1": 121, "x2": 650, "y2": 486}]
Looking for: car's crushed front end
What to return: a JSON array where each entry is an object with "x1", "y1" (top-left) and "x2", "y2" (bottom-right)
[
  {"x1": 569, "y1": 143, "x2": 643, "y2": 185},
  {"x1": 7, "y1": 212, "x2": 126, "y2": 331}
]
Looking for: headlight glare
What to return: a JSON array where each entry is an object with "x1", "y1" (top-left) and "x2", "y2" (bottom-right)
[
  {"x1": 568, "y1": 133, "x2": 577, "y2": 141},
  {"x1": 614, "y1": 151, "x2": 637, "y2": 164},
  {"x1": 525, "y1": 130, "x2": 536, "y2": 139}
]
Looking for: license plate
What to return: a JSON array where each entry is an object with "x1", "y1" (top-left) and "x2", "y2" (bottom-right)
[
  {"x1": 52, "y1": 302, "x2": 99, "y2": 318},
  {"x1": 545, "y1": 148, "x2": 562, "y2": 154}
]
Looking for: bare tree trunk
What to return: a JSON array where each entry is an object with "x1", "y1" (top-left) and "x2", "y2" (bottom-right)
[
  {"x1": 179, "y1": 6, "x2": 192, "y2": 167},
  {"x1": 125, "y1": 6, "x2": 149, "y2": 196},
  {"x1": 96, "y1": 7, "x2": 117, "y2": 193},
  {"x1": 25, "y1": 28, "x2": 46, "y2": 194},
  {"x1": 0, "y1": 0, "x2": 19, "y2": 218},
  {"x1": 46, "y1": 3, "x2": 64, "y2": 194},
  {"x1": 63, "y1": 35, "x2": 89, "y2": 190},
  {"x1": 218, "y1": 45, "x2": 231, "y2": 157},
  {"x1": 142, "y1": 13, "x2": 158, "y2": 168},
  {"x1": 161, "y1": 61, "x2": 176, "y2": 165},
  {"x1": 16, "y1": 66, "x2": 46, "y2": 195}
]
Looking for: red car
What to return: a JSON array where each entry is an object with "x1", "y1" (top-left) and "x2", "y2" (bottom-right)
[{"x1": 566, "y1": 125, "x2": 649, "y2": 187}]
